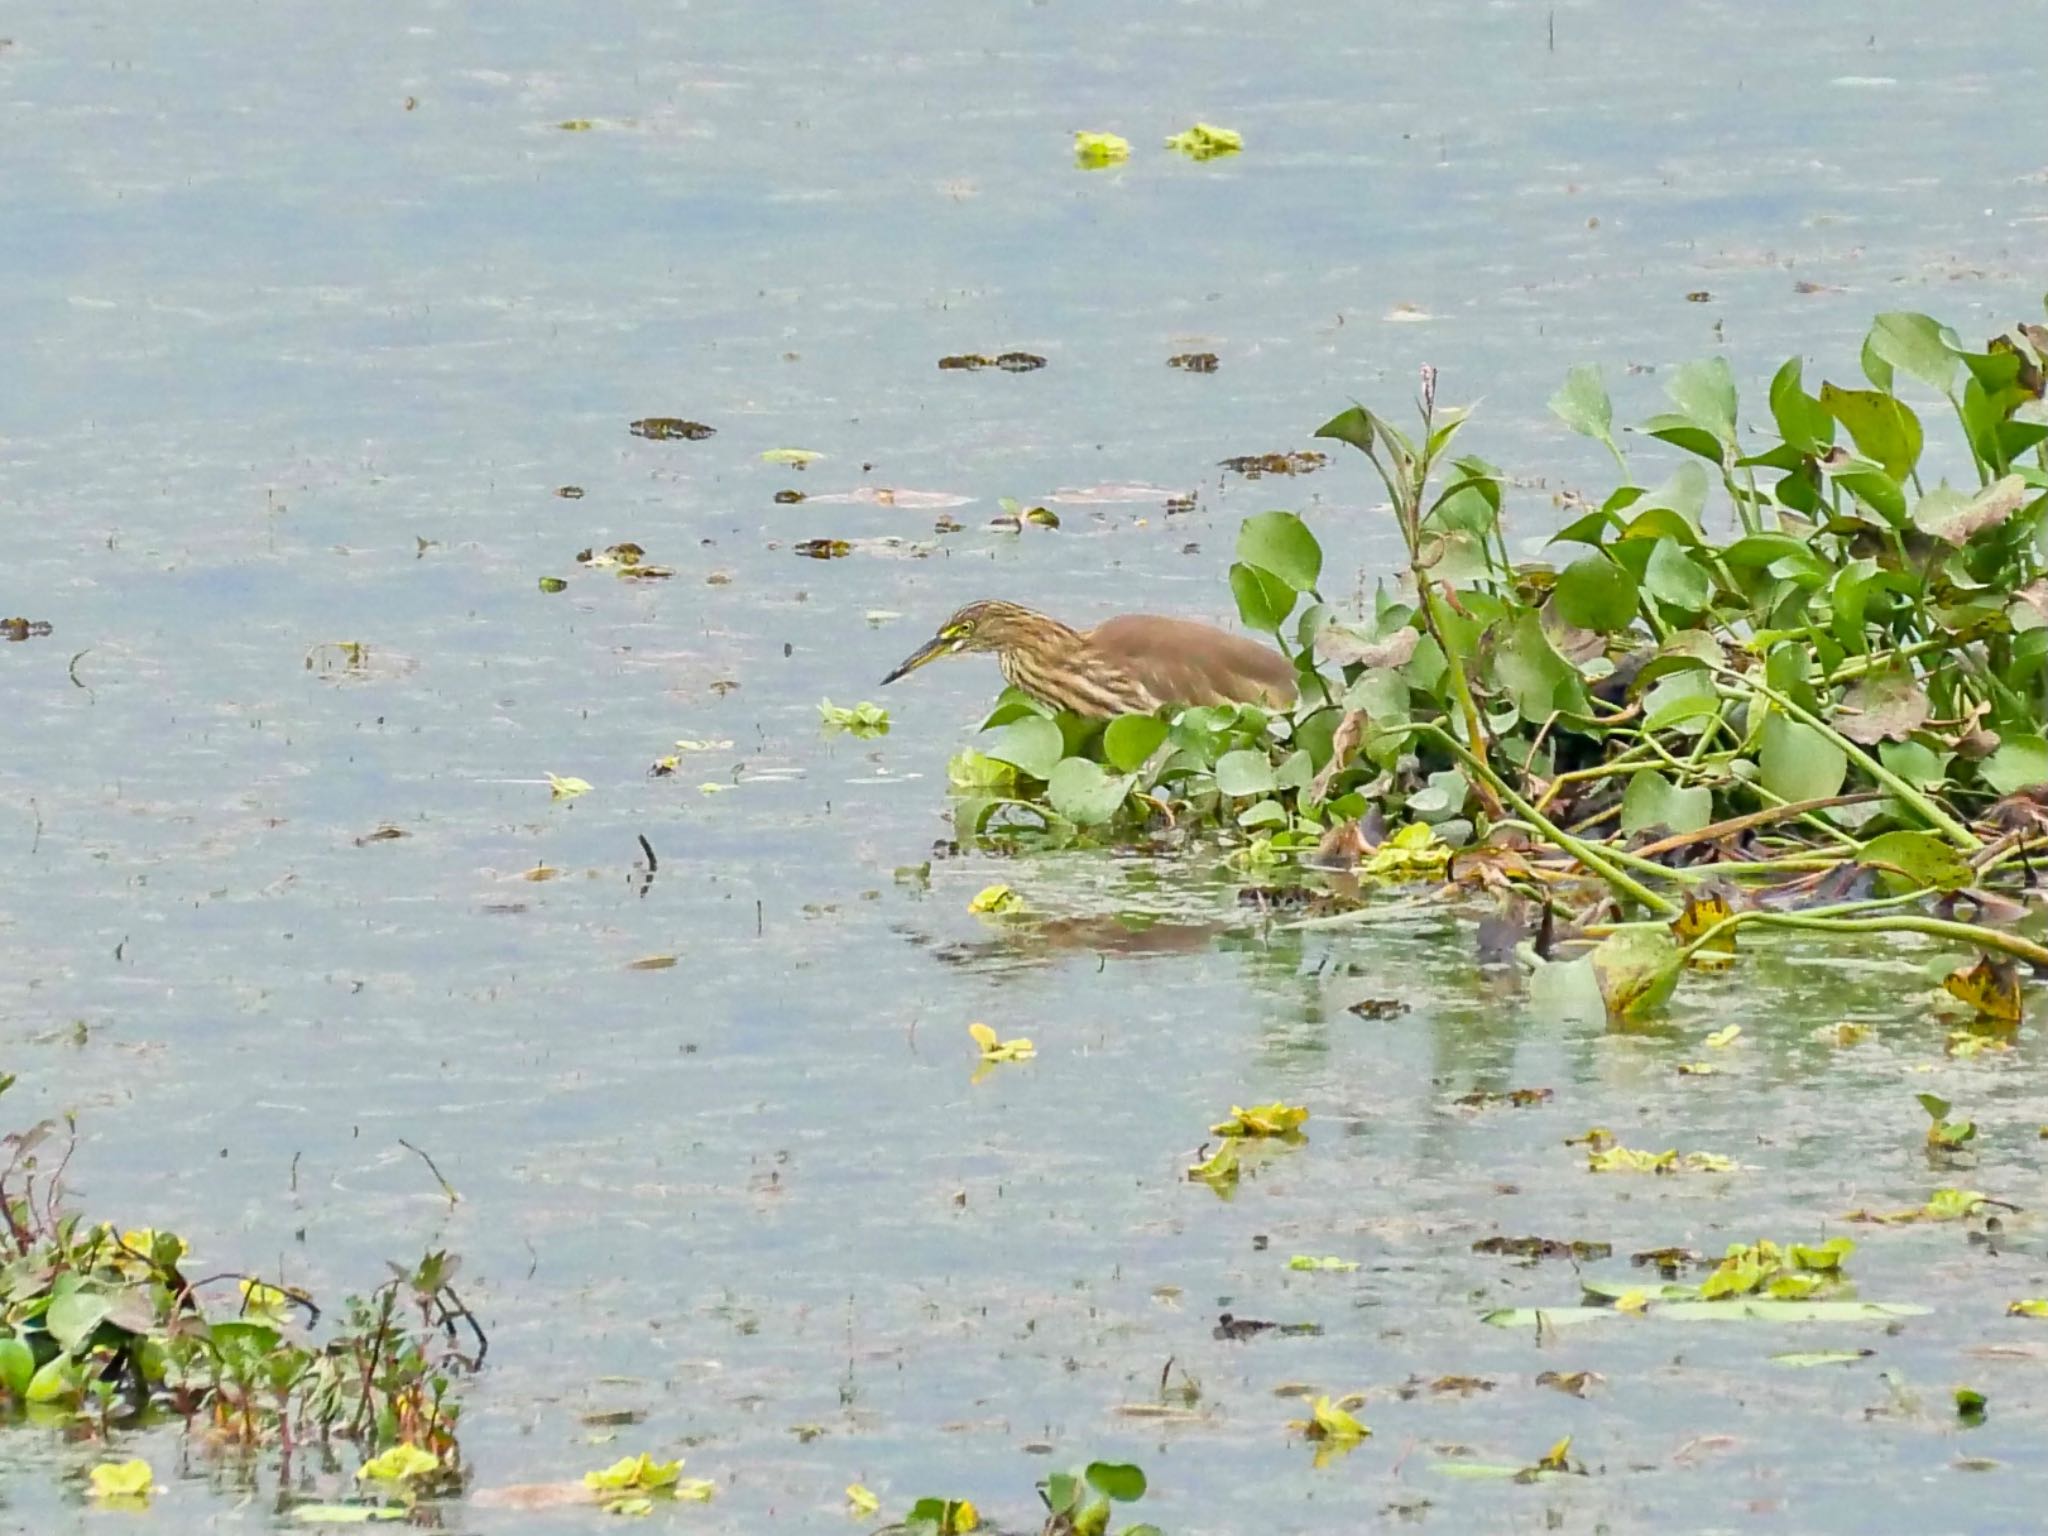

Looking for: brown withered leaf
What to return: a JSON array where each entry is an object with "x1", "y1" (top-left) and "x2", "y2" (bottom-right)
[
  {"x1": 1168, "y1": 352, "x2": 1220, "y2": 373},
  {"x1": 1219, "y1": 450, "x2": 1327, "y2": 479},
  {"x1": 1536, "y1": 1370, "x2": 1605, "y2": 1398},
  {"x1": 1836, "y1": 669, "x2": 1931, "y2": 745},
  {"x1": 1316, "y1": 624, "x2": 1420, "y2": 670},
  {"x1": 1472, "y1": 1235, "x2": 1611, "y2": 1262}
]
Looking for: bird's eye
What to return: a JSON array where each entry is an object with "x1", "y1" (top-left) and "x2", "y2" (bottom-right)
[{"x1": 942, "y1": 623, "x2": 969, "y2": 639}]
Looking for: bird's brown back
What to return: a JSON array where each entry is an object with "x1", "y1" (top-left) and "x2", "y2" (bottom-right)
[{"x1": 1082, "y1": 614, "x2": 1297, "y2": 710}]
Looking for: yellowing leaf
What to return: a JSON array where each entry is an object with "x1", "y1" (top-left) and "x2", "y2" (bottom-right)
[
  {"x1": 1943, "y1": 955, "x2": 2023, "y2": 1023},
  {"x1": 604, "y1": 1496, "x2": 654, "y2": 1517},
  {"x1": 1287, "y1": 1255, "x2": 1359, "y2": 1272},
  {"x1": 89, "y1": 1460, "x2": 154, "y2": 1500},
  {"x1": 1211, "y1": 1101, "x2": 1310, "y2": 1138},
  {"x1": 584, "y1": 1454, "x2": 683, "y2": 1494},
  {"x1": 1705, "y1": 1025, "x2": 1743, "y2": 1049},
  {"x1": 967, "y1": 884, "x2": 1022, "y2": 915},
  {"x1": 547, "y1": 773, "x2": 592, "y2": 800},
  {"x1": 1669, "y1": 889, "x2": 1736, "y2": 965},
  {"x1": 1187, "y1": 1140, "x2": 1240, "y2": 1185},
  {"x1": 674, "y1": 1480, "x2": 716, "y2": 1501},
  {"x1": 846, "y1": 1484, "x2": 881, "y2": 1516},
  {"x1": 1290, "y1": 1394, "x2": 1369, "y2": 1443},
  {"x1": 2007, "y1": 1299, "x2": 2048, "y2": 1318},
  {"x1": 1165, "y1": 122, "x2": 1243, "y2": 159},
  {"x1": 1677, "y1": 1061, "x2": 1719, "y2": 1076},
  {"x1": 359, "y1": 1444, "x2": 439, "y2": 1482},
  {"x1": 761, "y1": 448, "x2": 822, "y2": 467},
  {"x1": 952, "y1": 1499, "x2": 980, "y2": 1532},
  {"x1": 1611, "y1": 1288, "x2": 1654, "y2": 1313},
  {"x1": 1074, "y1": 131, "x2": 1131, "y2": 167},
  {"x1": 1816, "y1": 1021, "x2": 1872, "y2": 1046},
  {"x1": 967, "y1": 1023, "x2": 1034, "y2": 1062},
  {"x1": 1536, "y1": 1436, "x2": 1574, "y2": 1472},
  {"x1": 1361, "y1": 821, "x2": 1451, "y2": 882},
  {"x1": 819, "y1": 698, "x2": 891, "y2": 737}
]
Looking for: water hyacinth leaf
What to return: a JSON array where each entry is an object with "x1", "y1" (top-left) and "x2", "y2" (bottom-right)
[
  {"x1": 760, "y1": 448, "x2": 822, "y2": 467},
  {"x1": 1769, "y1": 356, "x2": 1837, "y2": 454},
  {"x1": 1231, "y1": 561, "x2": 1297, "y2": 633},
  {"x1": 1549, "y1": 363, "x2": 1623, "y2": 465},
  {"x1": 1407, "y1": 767, "x2": 1469, "y2": 821},
  {"x1": 1856, "y1": 830, "x2": 1972, "y2": 893},
  {"x1": 1084, "y1": 1463, "x2": 1147, "y2": 1501},
  {"x1": 1214, "y1": 749, "x2": 1279, "y2": 798},
  {"x1": 359, "y1": 1445, "x2": 440, "y2": 1482},
  {"x1": 88, "y1": 1461, "x2": 154, "y2": 1500},
  {"x1": 1643, "y1": 536, "x2": 1711, "y2": 613},
  {"x1": 1652, "y1": 1299, "x2": 1929, "y2": 1322},
  {"x1": 983, "y1": 715, "x2": 1065, "y2": 780},
  {"x1": 2007, "y1": 1300, "x2": 2048, "y2": 1319},
  {"x1": 1479, "y1": 1306, "x2": 1612, "y2": 1329},
  {"x1": 1164, "y1": 121, "x2": 1242, "y2": 158},
  {"x1": 546, "y1": 773, "x2": 593, "y2": 800},
  {"x1": 1553, "y1": 555, "x2": 1639, "y2": 633},
  {"x1": 25, "y1": 1355, "x2": 78, "y2": 1403},
  {"x1": 1914, "y1": 474, "x2": 2029, "y2": 546},
  {"x1": 1821, "y1": 384, "x2": 1923, "y2": 480},
  {"x1": 1980, "y1": 732, "x2": 2048, "y2": 796},
  {"x1": 1589, "y1": 928, "x2": 1682, "y2": 1021},
  {"x1": 46, "y1": 1289, "x2": 113, "y2": 1352},
  {"x1": 0, "y1": 1335, "x2": 32, "y2": 1398},
  {"x1": 1102, "y1": 714, "x2": 1169, "y2": 772},
  {"x1": 846, "y1": 1485, "x2": 882, "y2": 1516},
  {"x1": 1045, "y1": 757, "x2": 1136, "y2": 825},
  {"x1": 1879, "y1": 738, "x2": 1952, "y2": 791},
  {"x1": 1835, "y1": 669, "x2": 1929, "y2": 744},
  {"x1": 1494, "y1": 609, "x2": 1582, "y2": 720},
  {"x1": 1073, "y1": 131, "x2": 1130, "y2": 166},
  {"x1": 1942, "y1": 956, "x2": 2022, "y2": 1024},
  {"x1": 1655, "y1": 356, "x2": 1739, "y2": 456},
  {"x1": 1621, "y1": 769, "x2": 1713, "y2": 836},
  {"x1": 290, "y1": 1508, "x2": 405, "y2": 1525},
  {"x1": 1237, "y1": 510, "x2": 1323, "y2": 593},
  {"x1": 967, "y1": 884, "x2": 1022, "y2": 915},
  {"x1": 1760, "y1": 712, "x2": 1848, "y2": 805},
  {"x1": 1868, "y1": 311, "x2": 1961, "y2": 396}
]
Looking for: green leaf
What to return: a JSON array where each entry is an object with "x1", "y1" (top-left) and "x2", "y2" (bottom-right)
[
  {"x1": 1821, "y1": 383, "x2": 1923, "y2": 480},
  {"x1": 1045, "y1": 758, "x2": 1135, "y2": 825},
  {"x1": 1478, "y1": 1306, "x2": 1613, "y2": 1329},
  {"x1": 1621, "y1": 769, "x2": 1714, "y2": 836},
  {"x1": 1230, "y1": 561, "x2": 1297, "y2": 633},
  {"x1": 1101, "y1": 715, "x2": 1169, "y2": 773},
  {"x1": 1588, "y1": 928, "x2": 1681, "y2": 1021},
  {"x1": 1652, "y1": 1299, "x2": 1929, "y2": 1323},
  {"x1": 1084, "y1": 1462, "x2": 1147, "y2": 1502},
  {"x1": 1643, "y1": 537, "x2": 1711, "y2": 613},
  {"x1": 290, "y1": 1509, "x2": 407, "y2": 1526},
  {"x1": 1553, "y1": 555, "x2": 1640, "y2": 633},
  {"x1": 1857, "y1": 830, "x2": 1972, "y2": 893},
  {"x1": 0, "y1": 1335, "x2": 32, "y2": 1399},
  {"x1": 983, "y1": 715, "x2": 1065, "y2": 781},
  {"x1": 1314, "y1": 405, "x2": 1375, "y2": 455},
  {"x1": 1980, "y1": 732, "x2": 2048, "y2": 795},
  {"x1": 26, "y1": 1354, "x2": 78, "y2": 1404},
  {"x1": 46, "y1": 1290, "x2": 112, "y2": 1354},
  {"x1": 1879, "y1": 738, "x2": 1953, "y2": 792},
  {"x1": 1549, "y1": 364, "x2": 1623, "y2": 465},
  {"x1": 1770, "y1": 1350, "x2": 1873, "y2": 1368},
  {"x1": 1768, "y1": 356, "x2": 1836, "y2": 454},
  {"x1": 1214, "y1": 749, "x2": 1279, "y2": 797},
  {"x1": 1759, "y1": 712, "x2": 1848, "y2": 804},
  {"x1": 1494, "y1": 610, "x2": 1583, "y2": 720},
  {"x1": 1868, "y1": 311, "x2": 1960, "y2": 396},
  {"x1": 1236, "y1": 511, "x2": 1323, "y2": 593}
]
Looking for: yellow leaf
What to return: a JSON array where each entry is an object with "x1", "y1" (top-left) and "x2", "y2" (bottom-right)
[
  {"x1": 952, "y1": 1499, "x2": 980, "y2": 1532},
  {"x1": 583, "y1": 1454, "x2": 682, "y2": 1493},
  {"x1": 1943, "y1": 955, "x2": 2023, "y2": 1023},
  {"x1": 546, "y1": 773, "x2": 592, "y2": 800},
  {"x1": 1815, "y1": 1021, "x2": 1871, "y2": 1046},
  {"x1": 1536, "y1": 1435, "x2": 1573, "y2": 1472},
  {"x1": 1073, "y1": 131, "x2": 1131, "y2": 167},
  {"x1": 967, "y1": 1022, "x2": 998, "y2": 1051},
  {"x1": 603, "y1": 1496, "x2": 654, "y2": 1516},
  {"x1": 1669, "y1": 889, "x2": 1736, "y2": 961},
  {"x1": 846, "y1": 1484, "x2": 881, "y2": 1516},
  {"x1": 1211, "y1": 1101, "x2": 1309, "y2": 1137},
  {"x1": 89, "y1": 1460, "x2": 154, "y2": 1499},
  {"x1": 1187, "y1": 1140, "x2": 1240, "y2": 1184},
  {"x1": 967, "y1": 1023, "x2": 1034, "y2": 1063},
  {"x1": 967, "y1": 884, "x2": 1021, "y2": 914},
  {"x1": 359, "y1": 1444, "x2": 439, "y2": 1482},
  {"x1": 1164, "y1": 122, "x2": 1244, "y2": 159},
  {"x1": 1677, "y1": 1062, "x2": 1718, "y2": 1076},
  {"x1": 674, "y1": 1479, "x2": 716, "y2": 1501},
  {"x1": 1705, "y1": 1025, "x2": 1743, "y2": 1049},
  {"x1": 1612, "y1": 1288, "x2": 1653, "y2": 1313},
  {"x1": 2007, "y1": 1299, "x2": 2048, "y2": 1318},
  {"x1": 1304, "y1": 1394, "x2": 1368, "y2": 1442}
]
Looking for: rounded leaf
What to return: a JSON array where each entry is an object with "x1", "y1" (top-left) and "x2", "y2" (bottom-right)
[
  {"x1": 1045, "y1": 758, "x2": 1135, "y2": 826},
  {"x1": 1102, "y1": 714, "x2": 1169, "y2": 774},
  {"x1": 1084, "y1": 1462, "x2": 1148, "y2": 1502},
  {"x1": 1214, "y1": 749, "x2": 1278, "y2": 797},
  {"x1": 1235, "y1": 510, "x2": 1323, "y2": 593},
  {"x1": 1553, "y1": 555, "x2": 1640, "y2": 634},
  {"x1": 983, "y1": 715, "x2": 1064, "y2": 781},
  {"x1": 1230, "y1": 561, "x2": 1297, "y2": 633}
]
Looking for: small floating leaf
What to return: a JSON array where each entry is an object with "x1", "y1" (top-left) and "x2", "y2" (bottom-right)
[
  {"x1": 967, "y1": 884, "x2": 1022, "y2": 915},
  {"x1": 359, "y1": 1445, "x2": 439, "y2": 1482},
  {"x1": 1074, "y1": 131, "x2": 1131, "y2": 167},
  {"x1": 1165, "y1": 122, "x2": 1243, "y2": 159},
  {"x1": 846, "y1": 1484, "x2": 881, "y2": 1516},
  {"x1": 89, "y1": 1461, "x2": 154, "y2": 1500},
  {"x1": 538, "y1": 576, "x2": 568, "y2": 593},
  {"x1": 546, "y1": 773, "x2": 592, "y2": 800},
  {"x1": 1942, "y1": 956, "x2": 2023, "y2": 1023}
]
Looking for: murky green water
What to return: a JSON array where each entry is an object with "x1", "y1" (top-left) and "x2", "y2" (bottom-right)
[{"x1": 5, "y1": 2, "x2": 2048, "y2": 1531}]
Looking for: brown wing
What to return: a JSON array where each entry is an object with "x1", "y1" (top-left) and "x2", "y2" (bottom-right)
[{"x1": 1084, "y1": 614, "x2": 1298, "y2": 709}]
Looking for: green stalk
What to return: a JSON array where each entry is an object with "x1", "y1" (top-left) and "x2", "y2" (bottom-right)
[
  {"x1": 1678, "y1": 910, "x2": 2048, "y2": 971},
  {"x1": 1413, "y1": 723, "x2": 1679, "y2": 916},
  {"x1": 1712, "y1": 666, "x2": 1978, "y2": 851}
]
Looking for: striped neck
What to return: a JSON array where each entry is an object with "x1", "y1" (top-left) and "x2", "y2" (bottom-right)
[{"x1": 999, "y1": 638, "x2": 1158, "y2": 719}]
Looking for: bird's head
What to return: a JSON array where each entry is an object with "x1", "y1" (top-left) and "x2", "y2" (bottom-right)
[{"x1": 880, "y1": 600, "x2": 1045, "y2": 684}]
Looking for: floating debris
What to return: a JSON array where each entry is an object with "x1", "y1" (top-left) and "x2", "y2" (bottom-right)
[
  {"x1": 1218, "y1": 450, "x2": 1326, "y2": 478},
  {"x1": 937, "y1": 352, "x2": 1047, "y2": 372},
  {"x1": 2, "y1": 617, "x2": 52, "y2": 642},
  {"x1": 1165, "y1": 122, "x2": 1243, "y2": 160},
  {"x1": 1168, "y1": 352, "x2": 1220, "y2": 373},
  {"x1": 1074, "y1": 131, "x2": 1131, "y2": 167},
  {"x1": 793, "y1": 538, "x2": 852, "y2": 559},
  {"x1": 773, "y1": 490, "x2": 806, "y2": 504},
  {"x1": 629, "y1": 418, "x2": 715, "y2": 441},
  {"x1": 555, "y1": 485, "x2": 585, "y2": 499}
]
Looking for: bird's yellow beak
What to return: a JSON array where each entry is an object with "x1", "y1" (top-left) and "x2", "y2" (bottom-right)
[{"x1": 880, "y1": 633, "x2": 959, "y2": 686}]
